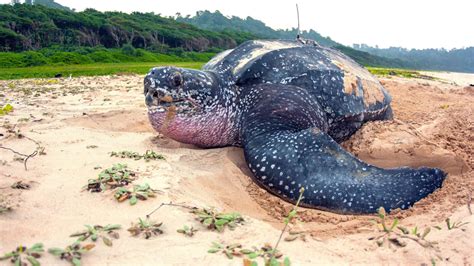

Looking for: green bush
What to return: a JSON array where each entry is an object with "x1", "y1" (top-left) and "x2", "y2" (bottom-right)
[
  {"x1": 88, "y1": 51, "x2": 120, "y2": 63},
  {"x1": 22, "y1": 51, "x2": 49, "y2": 67},
  {"x1": 0, "y1": 46, "x2": 215, "y2": 68},
  {"x1": 49, "y1": 52, "x2": 93, "y2": 65},
  {"x1": 121, "y1": 44, "x2": 136, "y2": 56},
  {"x1": 0, "y1": 52, "x2": 23, "y2": 67}
]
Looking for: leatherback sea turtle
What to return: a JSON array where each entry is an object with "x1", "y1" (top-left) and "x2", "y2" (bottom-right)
[{"x1": 143, "y1": 40, "x2": 445, "y2": 214}]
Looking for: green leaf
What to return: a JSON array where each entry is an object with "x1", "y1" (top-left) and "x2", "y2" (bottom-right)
[
  {"x1": 390, "y1": 218, "x2": 399, "y2": 231},
  {"x1": 284, "y1": 257, "x2": 291, "y2": 266},
  {"x1": 224, "y1": 250, "x2": 233, "y2": 259},
  {"x1": 129, "y1": 195, "x2": 138, "y2": 205},
  {"x1": 240, "y1": 249, "x2": 253, "y2": 254},
  {"x1": 215, "y1": 219, "x2": 228, "y2": 226},
  {"x1": 102, "y1": 236, "x2": 113, "y2": 247},
  {"x1": 397, "y1": 226, "x2": 409, "y2": 234},
  {"x1": 421, "y1": 227, "x2": 431, "y2": 239},
  {"x1": 30, "y1": 243, "x2": 44, "y2": 252},
  {"x1": 251, "y1": 261, "x2": 258, "y2": 266},
  {"x1": 270, "y1": 257, "x2": 280, "y2": 266},
  {"x1": 0, "y1": 252, "x2": 15, "y2": 260},
  {"x1": 48, "y1": 248, "x2": 64, "y2": 256},
  {"x1": 2, "y1": 104, "x2": 13, "y2": 113},
  {"x1": 26, "y1": 255, "x2": 40, "y2": 266},
  {"x1": 104, "y1": 224, "x2": 121, "y2": 231},
  {"x1": 207, "y1": 249, "x2": 219, "y2": 253},
  {"x1": 287, "y1": 210, "x2": 297, "y2": 219},
  {"x1": 215, "y1": 224, "x2": 224, "y2": 232},
  {"x1": 203, "y1": 218, "x2": 213, "y2": 226},
  {"x1": 211, "y1": 242, "x2": 222, "y2": 248},
  {"x1": 72, "y1": 257, "x2": 81, "y2": 266},
  {"x1": 377, "y1": 207, "x2": 386, "y2": 219},
  {"x1": 247, "y1": 252, "x2": 258, "y2": 259}
]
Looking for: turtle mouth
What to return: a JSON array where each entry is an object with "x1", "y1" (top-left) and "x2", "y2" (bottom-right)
[{"x1": 146, "y1": 88, "x2": 199, "y2": 115}]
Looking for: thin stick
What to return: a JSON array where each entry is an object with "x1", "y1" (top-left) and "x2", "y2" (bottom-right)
[
  {"x1": 270, "y1": 188, "x2": 305, "y2": 261},
  {"x1": 146, "y1": 201, "x2": 196, "y2": 218},
  {"x1": 0, "y1": 134, "x2": 42, "y2": 170},
  {"x1": 296, "y1": 4, "x2": 301, "y2": 37},
  {"x1": 23, "y1": 150, "x2": 38, "y2": 171},
  {"x1": 468, "y1": 190, "x2": 472, "y2": 215},
  {"x1": 0, "y1": 146, "x2": 29, "y2": 157}
]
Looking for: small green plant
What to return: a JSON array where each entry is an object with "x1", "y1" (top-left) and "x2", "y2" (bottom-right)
[
  {"x1": 48, "y1": 242, "x2": 94, "y2": 266},
  {"x1": 114, "y1": 183, "x2": 158, "y2": 205},
  {"x1": 376, "y1": 207, "x2": 399, "y2": 233},
  {"x1": 0, "y1": 243, "x2": 44, "y2": 266},
  {"x1": 70, "y1": 224, "x2": 121, "y2": 246},
  {"x1": 191, "y1": 208, "x2": 244, "y2": 232},
  {"x1": 110, "y1": 150, "x2": 165, "y2": 162},
  {"x1": 208, "y1": 242, "x2": 244, "y2": 260},
  {"x1": 86, "y1": 163, "x2": 136, "y2": 192},
  {"x1": 445, "y1": 218, "x2": 468, "y2": 230},
  {"x1": 0, "y1": 104, "x2": 13, "y2": 116},
  {"x1": 207, "y1": 189, "x2": 303, "y2": 265},
  {"x1": 128, "y1": 218, "x2": 163, "y2": 239},
  {"x1": 177, "y1": 225, "x2": 198, "y2": 237},
  {"x1": 207, "y1": 242, "x2": 289, "y2": 266},
  {"x1": 369, "y1": 208, "x2": 440, "y2": 250}
]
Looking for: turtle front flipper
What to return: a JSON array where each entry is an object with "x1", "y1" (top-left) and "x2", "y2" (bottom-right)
[{"x1": 240, "y1": 84, "x2": 445, "y2": 214}]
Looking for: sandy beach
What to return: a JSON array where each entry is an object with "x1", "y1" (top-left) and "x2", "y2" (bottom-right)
[{"x1": 0, "y1": 72, "x2": 473, "y2": 265}]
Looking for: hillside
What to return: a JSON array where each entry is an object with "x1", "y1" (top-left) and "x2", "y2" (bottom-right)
[
  {"x1": 179, "y1": 10, "x2": 474, "y2": 73},
  {"x1": 176, "y1": 10, "x2": 339, "y2": 47},
  {"x1": 0, "y1": 4, "x2": 256, "y2": 52},
  {"x1": 34, "y1": 0, "x2": 71, "y2": 11},
  {"x1": 354, "y1": 44, "x2": 474, "y2": 73},
  {"x1": 1, "y1": 4, "x2": 471, "y2": 72},
  {"x1": 176, "y1": 11, "x2": 409, "y2": 68}
]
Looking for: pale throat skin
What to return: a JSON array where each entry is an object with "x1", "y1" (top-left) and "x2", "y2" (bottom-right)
[{"x1": 144, "y1": 66, "x2": 241, "y2": 148}]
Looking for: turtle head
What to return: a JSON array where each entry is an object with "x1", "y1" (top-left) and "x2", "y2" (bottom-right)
[
  {"x1": 144, "y1": 66, "x2": 220, "y2": 115},
  {"x1": 144, "y1": 66, "x2": 237, "y2": 147}
]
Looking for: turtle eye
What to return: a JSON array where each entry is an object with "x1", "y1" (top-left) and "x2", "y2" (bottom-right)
[{"x1": 171, "y1": 72, "x2": 183, "y2": 87}]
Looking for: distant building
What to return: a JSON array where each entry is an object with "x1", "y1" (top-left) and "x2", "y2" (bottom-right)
[
  {"x1": 25, "y1": 0, "x2": 34, "y2": 4},
  {"x1": 11, "y1": 0, "x2": 20, "y2": 4}
]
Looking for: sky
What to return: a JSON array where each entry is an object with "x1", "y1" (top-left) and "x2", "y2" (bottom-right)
[{"x1": 2, "y1": 0, "x2": 473, "y2": 49}]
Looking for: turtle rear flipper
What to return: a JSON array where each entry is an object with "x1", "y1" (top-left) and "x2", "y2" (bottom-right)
[{"x1": 241, "y1": 84, "x2": 445, "y2": 214}]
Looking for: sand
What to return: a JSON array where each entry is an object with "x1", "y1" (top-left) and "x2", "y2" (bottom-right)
[{"x1": 0, "y1": 72, "x2": 473, "y2": 265}]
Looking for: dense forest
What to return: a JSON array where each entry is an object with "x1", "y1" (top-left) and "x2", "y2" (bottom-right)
[
  {"x1": 353, "y1": 44, "x2": 474, "y2": 73},
  {"x1": 0, "y1": 4, "x2": 255, "y2": 52}
]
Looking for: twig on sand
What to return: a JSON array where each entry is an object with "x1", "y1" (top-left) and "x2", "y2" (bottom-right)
[
  {"x1": 0, "y1": 134, "x2": 42, "y2": 171},
  {"x1": 269, "y1": 187, "x2": 305, "y2": 262},
  {"x1": 468, "y1": 190, "x2": 472, "y2": 215},
  {"x1": 146, "y1": 201, "x2": 196, "y2": 218}
]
